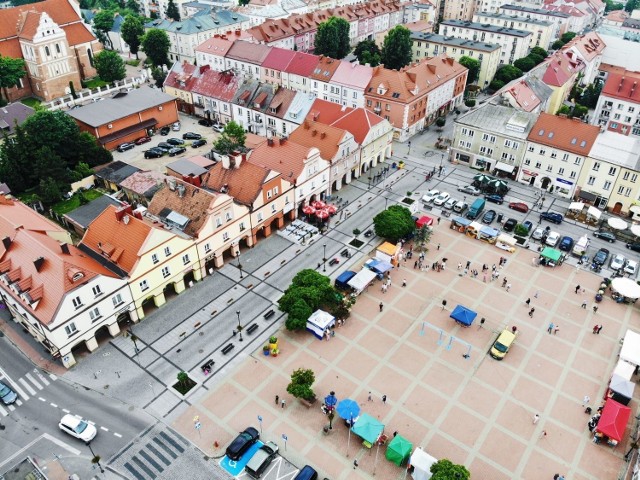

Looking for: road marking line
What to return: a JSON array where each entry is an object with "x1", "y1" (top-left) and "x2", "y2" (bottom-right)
[
  {"x1": 18, "y1": 378, "x2": 36, "y2": 396},
  {"x1": 50, "y1": 403, "x2": 58, "y2": 408},
  {"x1": 0, "y1": 368, "x2": 29, "y2": 400},
  {"x1": 0, "y1": 406, "x2": 7, "y2": 416},
  {"x1": 88, "y1": 420, "x2": 96, "y2": 425},
  {"x1": 34, "y1": 370, "x2": 50, "y2": 386},
  {"x1": 49, "y1": 373, "x2": 57, "y2": 381},
  {"x1": 15, "y1": 399, "x2": 22, "y2": 406},
  {"x1": 100, "y1": 426, "x2": 109, "y2": 432},
  {"x1": 25, "y1": 373, "x2": 42, "y2": 390},
  {"x1": 0, "y1": 433, "x2": 80, "y2": 470},
  {"x1": 114, "y1": 432, "x2": 122, "y2": 438},
  {"x1": 62, "y1": 408, "x2": 70, "y2": 413},
  {"x1": 38, "y1": 397, "x2": 46, "y2": 402}
]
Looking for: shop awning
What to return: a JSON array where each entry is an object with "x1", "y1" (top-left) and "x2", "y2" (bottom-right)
[
  {"x1": 541, "y1": 247, "x2": 562, "y2": 262},
  {"x1": 587, "y1": 206, "x2": 602, "y2": 219},
  {"x1": 495, "y1": 162, "x2": 515, "y2": 173},
  {"x1": 579, "y1": 190, "x2": 597, "y2": 202},
  {"x1": 596, "y1": 398, "x2": 631, "y2": 442},
  {"x1": 569, "y1": 201, "x2": 585, "y2": 211},
  {"x1": 416, "y1": 216, "x2": 433, "y2": 228}
]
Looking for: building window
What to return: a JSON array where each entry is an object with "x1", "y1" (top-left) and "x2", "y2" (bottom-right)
[
  {"x1": 539, "y1": 148, "x2": 546, "y2": 155},
  {"x1": 140, "y1": 280, "x2": 149, "y2": 292},
  {"x1": 204, "y1": 243, "x2": 211, "y2": 253},
  {"x1": 162, "y1": 266, "x2": 170, "y2": 278},
  {"x1": 273, "y1": 186, "x2": 279, "y2": 195},
  {"x1": 524, "y1": 159, "x2": 530, "y2": 166},
  {"x1": 65, "y1": 323, "x2": 78, "y2": 337},
  {"x1": 632, "y1": 174, "x2": 638, "y2": 183},
  {"x1": 623, "y1": 171, "x2": 630, "y2": 181},
  {"x1": 618, "y1": 185, "x2": 625, "y2": 194},
  {"x1": 558, "y1": 167, "x2": 564, "y2": 175},
  {"x1": 216, "y1": 218, "x2": 222, "y2": 227},
  {"x1": 535, "y1": 162, "x2": 542, "y2": 169},
  {"x1": 225, "y1": 212, "x2": 232, "y2": 221},
  {"x1": 625, "y1": 187, "x2": 632, "y2": 197},
  {"x1": 89, "y1": 307, "x2": 101, "y2": 322},
  {"x1": 72, "y1": 296, "x2": 82, "y2": 309},
  {"x1": 152, "y1": 254, "x2": 159, "y2": 264},
  {"x1": 603, "y1": 181, "x2": 611, "y2": 190},
  {"x1": 239, "y1": 222, "x2": 245, "y2": 232},
  {"x1": 164, "y1": 247, "x2": 171, "y2": 257},
  {"x1": 92, "y1": 285, "x2": 102, "y2": 297},
  {"x1": 527, "y1": 145, "x2": 534, "y2": 152},
  {"x1": 257, "y1": 212, "x2": 263, "y2": 222},
  {"x1": 550, "y1": 151, "x2": 557, "y2": 159},
  {"x1": 562, "y1": 153, "x2": 569, "y2": 162},
  {"x1": 587, "y1": 176, "x2": 595, "y2": 185},
  {"x1": 222, "y1": 232, "x2": 229, "y2": 241},
  {"x1": 182, "y1": 254, "x2": 190, "y2": 265},
  {"x1": 592, "y1": 162, "x2": 600, "y2": 171},
  {"x1": 608, "y1": 166, "x2": 617, "y2": 176},
  {"x1": 569, "y1": 171, "x2": 576, "y2": 179},
  {"x1": 574, "y1": 157, "x2": 581, "y2": 165},
  {"x1": 112, "y1": 294, "x2": 124, "y2": 307}
]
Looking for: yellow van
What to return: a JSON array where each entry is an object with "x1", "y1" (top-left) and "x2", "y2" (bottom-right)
[{"x1": 490, "y1": 329, "x2": 516, "y2": 360}]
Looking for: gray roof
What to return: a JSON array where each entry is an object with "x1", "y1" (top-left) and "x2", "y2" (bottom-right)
[
  {"x1": 145, "y1": 10, "x2": 248, "y2": 34},
  {"x1": 64, "y1": 195, "x2": 124, "y2": 229},
  {"x1": 0, "y1": 103, "x2": 34, "y2": 135},
  {"x1": 94, "y1": 161, "x2": 141, "y2": 184},
  {"x1": 67, "y1": 87, "x2": 176, "y2": 127},
  {"x1": 441, "y1": 19, "x2": 532, "y2": 37},
  {"x1": 166, "y1": 158, "x2": 209, "y2": 177},
  {"x1": 500, "y1": 4, "x2": 571, "y2": 18},
  {"x1": 456, "y1": 103, "x2": 537, "y2": 139},
  {"x1": 410, "y1": 32, "x2": 500, "y2": 52},
  {"x1": 474, "y1": 12, "x2": 552, "y2": 26}
]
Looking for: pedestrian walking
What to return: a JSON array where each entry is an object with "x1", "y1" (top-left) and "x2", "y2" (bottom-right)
[
  {"x1": 402, "y1": 279, "x2": 407, "y2": 287},
  {"x1": 529, "y1": 308, "x2": 536, "y2": 318},
  {"x1": 547, "y1": 322, "x2": 554, "y2": 333},
  {"x1": 466, "y1": 260, "x2": 471, "y2": 269},
  {"x1": 512, "y1": 326, "x2": 518, "y2": 334},
  {"x1": 575, "y1": 284, "x2": 581, "y2": 294},
  {"x1": 534, "y1": 290, "x2": 539, "y2": 298},
  {"x1": 582, "y1": 395, "x2": 590, "y2": 407},
  {"x1": 525, "y1": 298, "x2": 531, "y2": 306},
  {"x1": 593, "y1": 304, "x2": 598, "y2": 313},
  {"x1": 382, "y1": 394, "x2": 387, "y2": 404},
  {"x1": 441, "y1": 300, "x2": 447, "y2": 311},
  {"x1": 437, "y1": 217, "x2": 441, "y2": 225},
  {"x1": 437, "y1": 243, "x2": 441, "y2": 250},
  {"x1": 281, "y1": 399, "x2": 286, "y2": 409},
  {"x1": 457, "y1": 262, "x2": 462, "y2": 270},
  {"x1": 502, "y1": 278, "x2": 508, "y2": 288},
  {"x1": 533, "y1": 414, "x2": 540, "y2": 424},
  {"x1": 414, "y1": 260, "x2": 418, "y2": 269},
  {"x1": 581, "y1": 300, "x2": 587, "y2": 309},
  {"x1": 367, "y1": 392, "x2": 373, "y2": 402},
  {"x1": 506, "y1": 283, "x2": 512, "y2": 292},
  {"x1": 554, "y1": 325, "x2": 559, "y2": 335},
  {"x1": 597, "y1": 325, "x2": 603, "y2": 334},
  {"x1": 483, "y1": 273, "x2": 487, "y2": 283},
  {"x1": 541, "y1": 430, "x2": 547, "y2": 438},
  {"x1": 592, "y1": 325, "x2": 599, "y2": 334},
  {"x1": 275, "y1": 395, "x2": 279, "y2": 405},
  {"x1": 379, "y1": 302, "x2": 384, "y2": 312}
]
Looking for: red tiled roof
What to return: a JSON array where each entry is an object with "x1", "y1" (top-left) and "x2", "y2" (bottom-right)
[
  {"x1": 261, "y1": 47, "x2": 296, "y2": 71},
  {"x1": 226, "y1": 40, "x2": 271, "y2": 64},
  {"x1": 527, "y1": 113, "x2": 600, "y2": 155},
  {"x1": 195, "y1": 35, "x2": 235, "y2": 56},
  {"x1": 268, "y1": 88, "x2": 297, "y2": 119},
  {"x1": 542, "y1": 52, "x2": 583, "y2": 87},
  {"x1": 561, "y1": 32, "x2": 605, "y2": 62},
  {"x1": 503, "y1": 80, "x2": 541, "y2": 112},
  {"x1": 247, "y1": 139, "x2": 314, "y2": 182},
  {"x1": 191, "y1": 69, "x2": 241, "y2": 101},
  {"x1": 601, "y1": 70, "x2": 640, "y2": 103},
  {"x1": 205, "y1": 160, "x2": 269, "y2": 206},
  {"x1": 58, "y1": 21, "x2": 96, "y2": 45},
  {"x1": 306, "y1": 98, "x2": 386, "y2": 144},
  {"x1": 0, "y1": 197, "x2": 69, "y2": 237},
  {"x1": 308, "y1": 55, "x2": 340, "y2": 81},
  {"x1": 284, "y1": 52, "x2": 319, "y2": 76},
  {"x1": 165, "y1": 62, "x2": 200, "y2": 91},
  {"x1": 289, "y1": 121, "x2": 348, "y2": 162},
  {"x1": 0, "y1": 0, "x2": 81, "y2": 40},
  {"x1": 16, "y1": 11, "x2": 41, "y2": 40}
]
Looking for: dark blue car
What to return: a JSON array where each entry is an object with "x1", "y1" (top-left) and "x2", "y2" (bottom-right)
[
  {"x1": 485, "y1": 194, "x2": 504, "y2": 205},
  {"x1": 540, "y1": 212, "x2": 563, "y2": 224},
  {"x1": 225, "y1": 427, "x2": 259, "y2": 460},
  {"x1": 559, "y1": 236, "x2": 574, "y2": 251}
]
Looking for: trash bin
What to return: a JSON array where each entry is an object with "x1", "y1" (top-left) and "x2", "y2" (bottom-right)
[{"x1": 497, "y1": 213, "x2": 504, "y2": 223}]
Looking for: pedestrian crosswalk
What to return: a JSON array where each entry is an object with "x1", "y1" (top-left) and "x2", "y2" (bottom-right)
[{"x1": 0, "y1": 368, "x2": 56, "y2": 416}]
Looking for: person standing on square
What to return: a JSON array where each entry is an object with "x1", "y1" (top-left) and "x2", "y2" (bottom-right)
[{"x1": 382, "y1": 394, "x2": 387, "y2": 404}]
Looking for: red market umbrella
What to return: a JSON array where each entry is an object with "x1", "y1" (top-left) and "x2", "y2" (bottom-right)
[
  {"x1": 416, "y1": 215, "x2": 433, "y2": 228},
  {"x1": 313, "y1": 200, "x2": 327, "y2": 209},
  {"x1": 302, "y1": 205, "x2": 316, "y2": 215},
  {"x1": 327, "y1": 205, "x2": 337, "y2": 215},
  {"x1": 316, "y1": 209, "x2": 330, "y2": 220}
]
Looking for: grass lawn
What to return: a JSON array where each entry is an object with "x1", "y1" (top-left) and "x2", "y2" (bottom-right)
[
  {"x1": 83, "y1": 78, "x2": 109, "y2": 89},
  {"x1": 125, "y1": 59, "x2": 141, "y2": 67},
  {"x1": 21, "y1": 98, "x2": 41, "y2": 109},
  {"x1": 52, "y1": 189, "x2": 103, "y2": 215}
]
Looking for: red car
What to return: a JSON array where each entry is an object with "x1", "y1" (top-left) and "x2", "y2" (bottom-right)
[
  {"x1": 135, "y1": 136, "x2": 151, "y2": 145},
  {"x1": 508, "y1": 202, "x2": 529, "y2": 213}
]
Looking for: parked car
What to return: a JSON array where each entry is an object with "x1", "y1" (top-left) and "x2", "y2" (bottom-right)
[
  {"x1": 522, "y1": 221, "x2": 534, "y2": 233},
  {"x1": 0, "y1": 380, "x2": 17, "y2": 405},
  {"x1": 482, "y1": 209, "x2": 496, "y2": 224},
  {"x1": 135, "y1": 136, "x2": 151, "y2": 145},
  {"x1": 627, "y1": 243, "x2": 640, "y2": 252},
  {"x1": 144, "y1": 148, "x2": 165, "y2": 159},
  {"x1": 458, "y1": 185, "x2": 481, "y2": 195},
  {"x1": 545, "y1": 231, "x2": 560, "y2": 247},
  {"x1": 212, "y1": 123, "x2": 225, "y2": 133},
  {"x1": 166, "y1": 138, "x2": 185, "y2": 146},
  {"x1": 168, "y1": 146, "x2": 186, "y2": 157},
  {"x1": 625, "y1": 259, "x2": 638, "y2": 276},
  {"x1": 485, "y1": 194, "x2": 504, "y2": 205},
  {"x1": 198, "y1": 118, "x2": 214, "y2": 127},
  {"x1": 559, "y1": 236, "x2": 574, "y2": 252},
  {"x1": 593, "y1": 230, "x2": 616, "y2": 243},
  {"x1": 593, "y1": 248, "x2": 610, "y2": 266},
  {"x1": 444, "y1": 197, "x2": 457, "y2": 209},
  {"x1": 532, "y1": 227, "x2": 545, "y2": 240},
  {"x1": 59, "y1": 414, "x2": 97, "y2": 442},
  {"x1": 540, "y1": 211, "x2": 563, "y2": 224},
  {"x1": 433, "y1": 192, "x2": 450, "y2": 206},
  {"x1": 508, "y1": 202, "x2": 529, "y2": 213},
  {"x1": 503, "y1": 218, "x2": 517, "y2": 232},
  {"x1": 293, "y1": 466, "x2": 318, "y2": 480},
  {"x1": 191, "y1": 139, "x2": 207, "y2": 148},
  {"x1": 172, "y1": 122, "x2": 181, "y2": 131},
  {"x1": 156, "y1": 142, "x2": 173, "y2": 152},
  {"x1": 116, "y1": 142, "x2": 135, "y2": 152},
  {"x1": 490, "y1": 329, "x2": 516, "y2": 360},
  {"x1": 610, "y1": 253, "x2": 626, "y2": 271},
  {"x1": 160, "y1": 126, "x2": 171, "y2": 135},
  {"x1": 453, "y1": 201, "x2": 468, "y2": 213},
  {"x1": 225, "y1": 427, "x2": 260, "y2": 460},
  {"x1": 421, "y1": 189, "x2": 440, "y2": 203},
  {"x1": 245, "y1": 441, "x2": 279, "y2": 478},
  {"x1": 182, "y1": 132, "x2": 202, "y2": 140}
]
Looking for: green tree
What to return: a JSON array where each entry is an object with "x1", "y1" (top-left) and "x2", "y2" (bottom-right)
[
  {"x1": 528, "y1": 53, "x2": 544, "y2": 65},
  {"x1": 354, "y1": 40, "x2": 381, "y2": 65},
  {"x1": 213, "y1": 120, "x2": 246, "y2": 154},
  {"x1": 142, "y1": 28, "x2": 170, "y2": 67},
  {"x1": 573, "y1": 104, "x2": 588, "y2": 118},
  {"x1": 165, "y1": 0, "x2": 180, "y2": 21},
  {"x1": 125, "y1": 0, "x2": 139, "y2": 12},
  {"x1": 238, "y1": 0, "x2": 250, "y2": 5},
  {"x1": 381, "y1": 25, "x2": 412, "y2": 71},
  {"x1": 513, "y1": 57, "x2": 535, "y2": 72},
  {"x1": 604, "y1": 0, "x2": 624, "y2": 11},
  {"x1": 551, "y1": 39, "x2": 565, "y2": 50},
  {"x1": 151, "y1": 66, "x2": 166, "y2": 88},
  {"x1": 284, "y1": 299, "x2": 313, "y2": 331},
  {"x1": 0, "y1": 55, "x2": 26, "y2": 102},
  {"x1": 93, "y1": 50, "x2": 126, "y2": 82},
  {"x1": 286, "y1": 368, "x2": 316, "y2": 401},
  {"x1": 373, "y1": 205, "x2": 415, "y2": 242},
  {"x1": 580, "y1": 82, "x2": 603, "y2": 108},
  {"x1": 121, "y1": 15, "x2": 144, "y2": 59},
  {"x1": 314, "y1": 17, "x2": 350, "y2": 59},
  {"x1": 489, "y1": 79, "x2": 505, "y2": 91},
  {"x1": 92, "y1": 10, "x2": 116, "y2": 49},
  {"x1": 625, "y1": 0, "x2": 640, "y2": 12},
  {"x1": 38, "y1": 177, "x2": 64, "y2": 205},
  {"x1": 458, "y1": 56, "x2": 480, "y2": 84},
  {"x1": 557, "y1": 105, "x2": 571, "y2": 116},
  {"x1": 177, "y1": 371, "x2": 189, "y2": 387},
  {"x1": 430, "y1": 459, "x2": 470, "y2": 480},
  {"x1": 560, "y1": 31, "x2": 577, "y2": 43},
  {"x1": 435, "y1": 117, "x2": 446, "y2": 127},
  {"x1": 530, "y1": 46, "x2": 548, "y2": 58},
  {"x1": 495, "y1": 65, "x2": 523, "y2": 83}
]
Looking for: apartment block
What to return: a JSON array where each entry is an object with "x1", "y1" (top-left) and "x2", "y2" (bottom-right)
[
  {"x1": 473, "y1": 12, "x2": 554, "y2": 49},
  {"x1": 499, "y1": 4, "x2": 571, "y2": 40},
  {"x1": 593, "y1": 69, "x2": 640, "y2": 137}
]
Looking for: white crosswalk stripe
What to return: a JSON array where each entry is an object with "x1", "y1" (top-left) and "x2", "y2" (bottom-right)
[
  {"x1": 0, "y1": 368, "x2": 57, "y2": 407},
  {"x1": 10, "y1": 381, "x2": 29, "y2": 401},
  {"x1": 24, "y1": 373, "x2": 42, "y2": 390},
  {"x1": 0, "y1": 405, "x2": 7, "y2": 416},
  {"x1": 18, "y1": 378, "x2": 36, "y2": 396},
  {"x1": 34, "y1": 370, "x2": 50, "y2": 386}
]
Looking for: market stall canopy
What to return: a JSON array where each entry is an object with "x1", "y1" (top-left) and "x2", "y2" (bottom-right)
[
  {"x1": 347, "y1": 268, "x2": 377, "y2": 293},
  {"x1": 306, "y1": 310, "x2": 335, "y2": 340},
  {"x1": 541, "y1": 247, "x2": 562, "y2": 262},
  {"x1": 569, "y1": 201, "x2": 585, "y2": 211},
  {"x1": 608, "y1": 217, "x2": 628, "y2": 230},
  {"x1": 620, "y1": 330, "x2": 640, "y2": 366},
  {"x1": 351, "y1": 413, "x2": 384, "y2": 444},
  {"x1": 587, "y1": 206, "x2": 601, "y2": 219},
  {"x1": 410, "y1": 447, "x2": 437, "y2": 480},
  {"x1": 365, "y1": 258, "x2": 393, "y2": 274},
  {"x1": 473, "y1": 174, "x2": 494, "y2": 184},
  {"x1": 416, "y1": 216, "x2": 434, "y2": 228},
  {"x1": 614, "y1": 359, "x2": 636, "y2": 380},
  {"x1": 479, "y1": 226, "x2": 499, "y2": 238},
  {"x1": 386, "y1": 435, "x2": 413, "y2": 466},
  {"x1": 611, "y1": 278, "x2": 640, "y2": 299},
  {"x1": 596, "y1": 398, "x2": 631, "y2": 442},
  {"x1": 609, "y1": 374, "x2": 635, "y2": 402},
  {"x1": 450, "y1": 305, "x2": 477, "y2": 326},
  {"x1": 631, "y1": 224, "x2": 640, "y2": 237}
]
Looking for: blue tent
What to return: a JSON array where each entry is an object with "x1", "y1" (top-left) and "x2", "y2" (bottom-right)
[
  {"x1": 365, "y1": 258, "x2": 393, "y2": 274},
  {"x1": 450, "y1": 305, "x2": 477, "y2": 327}
]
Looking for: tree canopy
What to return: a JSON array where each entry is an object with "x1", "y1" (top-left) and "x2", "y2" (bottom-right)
[
  {"x1": 0, "y1": 55, "x2": 26, "y2": 102},
  {"x1": 430, "y1": 459, "x2": 470, "y2": 480},
  {"x1": 579, "y1": 81, "x2": 602, "y2": 109},
  {"x1": 373, "y1": 205, "x2": 415, "y2": 243},
  {"x1": 121, "y1": 15, "x2": 144, "y2": 58},
  {"x1": 513, "y1": 57, "x2": 535, "y2": 72},
  {"x1": 625, "y1": 0, "x2": 639, "y2": 11},
  {"x1": 381, "y1": 25, "x2": 412, "y2": 71},
  {"x1": 287, "y1": 368, "x2": 316, "y2": 401},
  {"x1": 530, "y1": 46, "x2": 548, "y2": 58},
  {"x1": 495, "y1": 65, "x2": 523, "y2": 83},
  {"x1": 314, "y1": 17, "x2": 350, "y2": 59},
  {"x1": 142, "y1": 29, "x2": 170, "y2": 67},
  {"x1": 354, "y1": 40, "x2": 381, "y2": 66},
  {"x1": 93, "y1": 50, "x2": 126, "y2": 82},
  {"x1": 92, "y1": 10, "x2": 116, "y2": 49},
  {"x1": 165, "y1": 0, "x2": 180, "y2": 21},
  {"x1": 0, "y1": 111, "x2": 111, "y2": 203},
  {"x1": 213, "y1": 121, "x2": 246, "y2": 154},
  {"x1": 458, "y1": 56, "x2": 480, "y2": 84}
]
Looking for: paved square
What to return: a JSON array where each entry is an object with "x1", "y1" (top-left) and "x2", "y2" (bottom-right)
[{"x1": 171, "y1": 223, "x2": 636, "y2": 479}]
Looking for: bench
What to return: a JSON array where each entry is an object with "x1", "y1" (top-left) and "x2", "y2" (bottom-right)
[
  {"x1": 263, "y1": 309, "x2": 275, "y2": 320},
  {"x1": 201, "y1": 359, "x2": 215, "y2": 375},
  {"x1": 298, "y1": 397, "x2": 316, "y2": 408},
  {"x1": 246, "y1": 324, "x2": 259, "y2": 334},
  {"x1": 222, "y1": 343, "x2": 235, "y2": 355}
]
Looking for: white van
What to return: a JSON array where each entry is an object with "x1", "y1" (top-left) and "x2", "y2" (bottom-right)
[{"x1": 572, "y1": 235, "x2": 590, "y2": 256}]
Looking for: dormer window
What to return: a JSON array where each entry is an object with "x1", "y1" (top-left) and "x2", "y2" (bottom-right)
[{"x1": 72, "y1": 272, "x2": 84, "y2": 282}]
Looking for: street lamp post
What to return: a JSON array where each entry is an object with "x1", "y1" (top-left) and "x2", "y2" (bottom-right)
[
  {"x1": 368, "y1": 176, "x2": 372, "y2": 189},
  {"x1": 236, "y1": 310, "x2": 243, "y2": 342},
  {"x1": 323, "y1": 244, "x2": 327, "y2": 273},
  {"x1": 85, "y1": 441, "x2": 105, "y2": 474},
  {"x1": 236, "y1": 250, "x2": 243, "y2": 279}
]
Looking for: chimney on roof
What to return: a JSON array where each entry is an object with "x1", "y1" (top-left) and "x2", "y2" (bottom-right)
[
  {"x1": 279, "y1": 137, "x2": 286, "y2": 145},
  {"x1": 320, "y1": 132, "x2": 326, "y2": 139},
  {"x1": 60, "y1": 243, "x2": 70, "y2": 255},
  {"x1": 267, "y1": 137, "x2": 275, "y2": 146},
  {"x1": 1, "y1": 237, "x2": 11, "y2": 250},
  {"x1": 236, "y1": 29, "x2": 241, "y2": 36},
  {"x1": 33, "y1": 256, "x2": 45, "y2": 272}
]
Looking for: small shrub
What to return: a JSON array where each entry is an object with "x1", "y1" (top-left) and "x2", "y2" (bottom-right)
[{"x1": 465, "y1": 99, "x2": 476, "y2": 107}]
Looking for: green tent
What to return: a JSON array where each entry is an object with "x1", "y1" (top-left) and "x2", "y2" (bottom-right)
[
  {"x1": 541, "y1": 247, "x2": 562, "y2": 262},
  {"x1": 385, "y1": 434, "x2": 413, "y2": 466}
]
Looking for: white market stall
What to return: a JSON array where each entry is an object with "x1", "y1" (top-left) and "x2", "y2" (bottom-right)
[
  {"x1": 495, "y1": 233, "x2": 516, "y2": 252},
  {"x1": 410, "y1": 447, "x2": 437, "y2": 480},
  {"x1": 620, "y1": 330, "x2": 640, "y2": 366},
  {"x1": 613, "y1": 358, "x2": 635, "y2": 380},
  {"x1": 347, "y1": 268, "x2": 378, "y2": 295},
  {"x1": 306, "y1": 310, "x2": 336, "y2": 340}
]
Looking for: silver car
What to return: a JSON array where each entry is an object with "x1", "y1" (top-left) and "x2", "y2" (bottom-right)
[
  {"x1": 0, "y1": 381, "x2": 17, "y2": 405},
  {"x1": 444, "y1": 197, "x2": 458, "y2": 209},
  {"x1": 610, "y1": 253, "x2": 626, "y2": 271},
  {"x1": 624, "y1": 259, "x2": 638, "y2": 276}
]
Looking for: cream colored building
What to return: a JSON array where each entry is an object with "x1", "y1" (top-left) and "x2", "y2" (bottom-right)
[
  {"x1": 441, "y1": 0, "x2": 476, "y2": 21},
  {"x1": 411, "y1": 32, "x2": 501, "y2": 88},
  {"x1": 473, "y1": 12, "x2": 554, "y2": 49}
]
